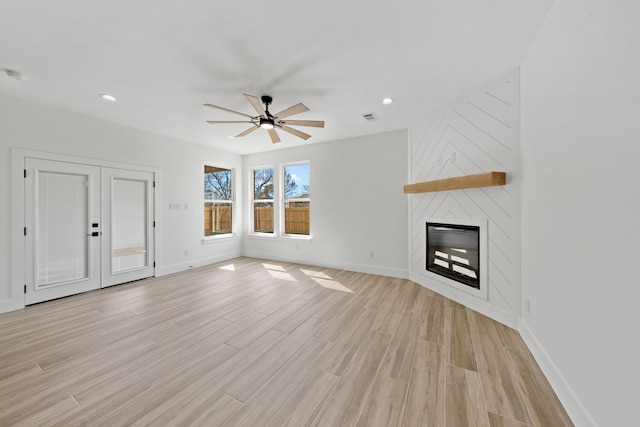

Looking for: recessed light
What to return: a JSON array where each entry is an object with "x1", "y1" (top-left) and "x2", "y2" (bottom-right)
[
  {"x1": 4, "y1": 69, "x2": 27, "y2": 81},
  {"x1": 99, "y1": 93, "x2": 117, "y2": 102},
  {"x1": 382, "y1": 97, "x2": 394, "y2": 105},
  {"x1": 227, "y1": 135, "x2": 236, "y2": 139}
]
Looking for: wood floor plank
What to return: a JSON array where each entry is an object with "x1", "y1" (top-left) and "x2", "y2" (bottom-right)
[
  {"x1": 386, "y1": 310, "x2": 421, "y2": 382},
  {"x1": 356, "y1": 375, "x2": 407, "y2": 427},
  {"x1": 314, "y1": 293, "x2": 367, "y2": 340},
  {"x1": 136, "y1": 390, "x2": 242, "y2": 427},
  {"x1": 312, "y1": 331, "x2": 393, "y2": 427},
  {"x1": 0, "y1": 257, "x2": 574, "y2": 427},
  {"x1": 138, "y1": 311, "x2": 268, "y2": 385},
  {"x1": 225, "y1": 297, "x2": 308, "y2": 349},
  {"x1": 222, "y1": 317, "x2": 326, "y2": 402},
  {"x1": 272, "y1": 293, "x2": 331, "y2": 333},
  {"x1": 316, "y1": 307, "x2": 378, "y2": 376},
  {"x1": 419, "y1": 295, "x2": 446, "y2": 344},
  {"x1": 447, "y1": 307, "x2": 478, "y2": 371},
  {"x1": 467, "y1": 310, "x2": 532, "y2": 424},
  {"x1": 10, "y1": 392, "x2": 79, "y2": 427},
  {"x1": 222, "y1": 336, "x2": 333, "y2": 427},
  {"x1": 264, "y1": 368, "x2": 339, "y2": 427},
  {"x1": 504, "y1": 348, "x2": 574, "y2": 427},
  {"x1": 49, "y1": 377, "x2": 151, "y2": 427},
  {"x1": 445, "y1": 364, "x2": 491, "y2": 427},
  {"x1": 488, "y1": 412, "x2": 534, "y2": 427},
  {"x1": 401, "y1": 339, "x2": 445, "y2": 427},
  {"x1": 91, "y1": 328, "x2": 284, "y2": 426}
]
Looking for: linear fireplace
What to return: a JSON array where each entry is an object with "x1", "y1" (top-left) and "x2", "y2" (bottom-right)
[{"x1": 425, "y1": 217, "x2": 487, "y2": 299}]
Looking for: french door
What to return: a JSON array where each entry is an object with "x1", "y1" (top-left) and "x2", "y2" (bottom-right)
[
  {"x1": 24, "y1": 159, "x2": 155, "y2": 304},
  {"x1": 101, "y1": 167, "x2": 155, "y2": 288}
]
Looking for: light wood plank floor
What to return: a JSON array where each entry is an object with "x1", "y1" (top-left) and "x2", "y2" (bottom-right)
[{"x1": 0, "y1": 257, "x2": 573, "y2": 426}]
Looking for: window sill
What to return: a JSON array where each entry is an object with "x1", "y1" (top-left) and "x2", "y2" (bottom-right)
[
  {"x1": 202, "y1": 234, "x2": 238, "y2": 244},
  {"x1": 247, "y1": 233, "x2": 312, "y2": 243},
  {"x1": 279, "y1": 234, "x2": 312, "y2": 243},
  {"x1": 248, "y1": 233, "x2": 276, "y2": 240}
]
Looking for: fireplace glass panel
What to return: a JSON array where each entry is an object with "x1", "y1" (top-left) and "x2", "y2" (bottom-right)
[{"x1": 426, "y1": 222, "x2": 480, "y2": 289}]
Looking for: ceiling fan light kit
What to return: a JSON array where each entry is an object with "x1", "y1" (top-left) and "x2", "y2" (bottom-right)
[
  {"x1": 205, "y1": 93, "x2": 324, "y2": 144},
  {"x1": 259, "y1": 117, "x2": 275, "y2": 130}
]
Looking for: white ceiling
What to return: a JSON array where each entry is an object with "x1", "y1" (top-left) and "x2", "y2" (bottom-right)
[{"x1": 0, "y1": 0, "x2": 552, "y2": 155}]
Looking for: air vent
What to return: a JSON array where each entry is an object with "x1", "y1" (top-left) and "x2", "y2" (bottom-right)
[{"x1": 362, "y1": 112, "x2": 379, "y2": 122}]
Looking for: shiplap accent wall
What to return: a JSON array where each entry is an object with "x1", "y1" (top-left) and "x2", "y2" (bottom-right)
[{"x1": 409, "y1": 69, "x2": 521, "y2": 326}]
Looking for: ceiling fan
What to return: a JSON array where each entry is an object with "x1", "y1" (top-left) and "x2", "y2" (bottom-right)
[{"x1": 204, "y1": 94, "x2": 325, "y2": 143}]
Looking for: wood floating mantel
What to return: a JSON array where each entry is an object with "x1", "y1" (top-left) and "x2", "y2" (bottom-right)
[{"x1": 403, "y1": 171, "x2": 506, "y2": 194}]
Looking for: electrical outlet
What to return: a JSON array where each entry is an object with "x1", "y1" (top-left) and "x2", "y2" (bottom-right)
[
  {"x1": 526, "y1": 299, "x2": 531, "y2": 314},
  {"x1": 369, "y1": 252, "x2": 374, "y2": 259},
  {"x1": 184, "y1": 250, "x2": 189, "y2": 256},
  {"x1": 450, "y1": 151, "x2": 456, "y2": 162}
]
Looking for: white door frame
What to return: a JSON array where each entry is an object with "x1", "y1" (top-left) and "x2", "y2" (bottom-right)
[{"x1": 8, "y1": 148, "x2": 162, "y2": 312}]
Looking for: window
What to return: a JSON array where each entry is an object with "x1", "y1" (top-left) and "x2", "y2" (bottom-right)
[
  {"x1": 283, "y1": 162, "x2": 310, "y2": 236},
  {"x1": 204, "y1": 165, "x2": 233, "y2": 236},
  {"x1": 252, "y1": 167, "x2": 274, "y2": 233}
]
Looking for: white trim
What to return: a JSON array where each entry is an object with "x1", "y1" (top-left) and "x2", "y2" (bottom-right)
[
  {"x1": 157, "y1": 251, "x2": 242, "y2": 276},
  {"x1": 519, "y1": 320, "x2": 597, "y2": 427},
  {"x1": 242, "y1": 250, "x2": 408, "y2": 279},
  {"x1": 277, "y1": 234, "x2": 312, "y2": 242},
  {"x1": 202, "y1": 234, "x2": 238, "y2": 244},
  {"x1": 247, "y1": 233, "x2": 276, "y2": 240},
  {"x1": 423, "y1": 217, "x2": 488, "y2": 300}
]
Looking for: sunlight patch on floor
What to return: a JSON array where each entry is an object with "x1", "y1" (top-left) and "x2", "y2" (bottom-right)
[
  {"x1": 262, "y1": 263, "x2": 297, "y2": 282},
  {"x1": 219, "y1": 264, "x2": 235, "y2": 271},
  {"x1": 300, "y1": 269, "x2": 332, "y2": 279},
  {"x1": 262, "y1": 263, "x2": 286, "y2": 272},
  {"x1": 310, "y1": 277, "x2": 354, "y2": 293}
]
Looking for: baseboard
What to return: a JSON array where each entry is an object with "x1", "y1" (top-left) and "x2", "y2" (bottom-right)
[
  {"x1": 241, "y1": 250, "x2": 409, "y2": 279},
  {"x1": 157, "y1": 251, "x2": 242, "y2": 277},
  {"x1": 410, "y1": 272, "x2": 519, "y2": 328},
  {"x1": 0, "y1": 298, "x2": 25, "y2": 315},
  {"x1": 518, "y1": 320, "x2": 597, "y2": 427}
]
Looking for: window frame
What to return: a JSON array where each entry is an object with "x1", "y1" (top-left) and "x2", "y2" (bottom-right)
[
  {"x1": 203, "y1": 164, "x2": 235, "y2": 239},
  {"x1": 250, "y1": 165, "x2": 275, "y2": 236},
  {"x1": 280, "y1": 161, "x2": 311, "y2": 238}
]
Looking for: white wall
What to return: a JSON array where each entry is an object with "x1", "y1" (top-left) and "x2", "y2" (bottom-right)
[
  {"x1": 242, "y1": 130, "x2": 409, "y2": 278},
  {"x1": 0, "y1": 95, "x2": 243, "y2": 313},
  {"x1": 521, "y1": 0, "x2": 640, "y2": 425},
  {"x1": 409, "y1": 69, "x2": 522, "y2": 327}
]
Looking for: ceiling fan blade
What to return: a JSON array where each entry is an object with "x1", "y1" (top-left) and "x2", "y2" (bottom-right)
[
  {"x1": 206, "y1": 120, "x2": 253, "y2": 124},
  {"x1": 274, "y1": 103, "x2": 309, "y2": 119},
  {"x1": 203, "y1": 103, "x2": 253, "y2": 118},
  {"x1": 236, "y1": 126, "x2": 259, "y2": 137},
  {"x1": 268, "y1": 128, "x2": 281, "y2": 144},
  {"x1": 244, "y1": 94, "x2": 267, "y2": 117},
  {"x1": 280, "y1": 119, "x2": 324, "y2": 128},
  {"x1": 280, "y1": 125, "x2": 311, "y2": 140}
]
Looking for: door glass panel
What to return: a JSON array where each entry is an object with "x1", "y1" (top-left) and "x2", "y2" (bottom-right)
[
  {"x1": 112, "y1": 178, "x2": 148, "y2": 273},
  {"x1": 37, "y1": 171, "x2": 88, "y2": 287}
]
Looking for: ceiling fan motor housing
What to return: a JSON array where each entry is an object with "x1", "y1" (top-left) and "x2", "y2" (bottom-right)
[{"x1": 261, "y1": 95, "x2": 273, "y2": 107}]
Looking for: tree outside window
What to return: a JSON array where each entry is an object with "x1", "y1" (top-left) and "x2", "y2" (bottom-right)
[
  {"x1": 283, "y1": 163, "x2": 310, "y2": 235},
  {"x1": 204, "y1": 165, "x2": 233, "y2": 236},
  {"x1": 252, "y1": 167, "x2": 274, "y2": 233}
]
